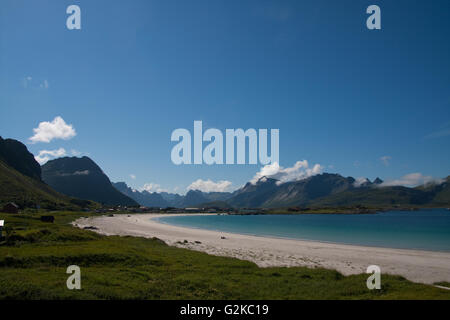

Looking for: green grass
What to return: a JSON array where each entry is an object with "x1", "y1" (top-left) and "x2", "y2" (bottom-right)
[{"x1": 0, "y1": 211, "x2": 449, "y2": 300}]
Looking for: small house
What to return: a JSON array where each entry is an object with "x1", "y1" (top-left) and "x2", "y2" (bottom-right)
[
  {"x1": 2, "y1": 202, "x2": 19, "y2": 214},
  {"x1": 0, "y1": 220, "x2": 4, "y2": 238}
]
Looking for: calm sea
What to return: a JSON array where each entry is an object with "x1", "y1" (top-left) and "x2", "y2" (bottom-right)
[{"x1": 155, "y1": 209, "x2": 450, "y2": 252}]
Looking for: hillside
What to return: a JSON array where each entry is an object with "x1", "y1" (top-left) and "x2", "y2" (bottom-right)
[
  {"x1": 416, "y1": 176, "x2": 450, "y2": 206},
  {"x1": 262, "y1": 174, "x2": 356, "y2": 208},
  {"x1": 0, "y1": 137, "x2": 93, "y2": 210},
  {"x1": 310, "y1": 186, "x2": 435, "y2": 207},
  {"x1": 42, "y1": 157, "x2": 138, "y2": 206},
  {"x1": 0, "y1": 136, "x2": 41, "y2": 180}
]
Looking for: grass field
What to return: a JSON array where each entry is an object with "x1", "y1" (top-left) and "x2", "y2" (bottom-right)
[{"x1": 0, "y1": 211, "x2": 449, "y2": 300}]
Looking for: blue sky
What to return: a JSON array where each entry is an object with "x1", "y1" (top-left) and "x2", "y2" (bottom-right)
[{"x1": 1, "y1": 0, "x2": 449, "y2": 194}]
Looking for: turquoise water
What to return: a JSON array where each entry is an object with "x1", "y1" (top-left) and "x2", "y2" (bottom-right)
[{"x1": 155, "y1": 209, "x2": 450, "y2": 252}]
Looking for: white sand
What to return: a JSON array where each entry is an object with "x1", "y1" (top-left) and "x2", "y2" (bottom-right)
[{"x1": 73, "y1": 213, "x2": 450, "y2": 284}]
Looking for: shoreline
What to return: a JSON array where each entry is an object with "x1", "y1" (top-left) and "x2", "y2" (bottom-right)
[
  {"x1": 73, "y1": 213, "x2": 450, "y2": 285},
  {"x1": 153, "y1": 214, "x2": 450, "y2": 253}
]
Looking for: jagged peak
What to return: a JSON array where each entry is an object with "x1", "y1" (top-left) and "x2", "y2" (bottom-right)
[{"x1": 373, "y1": 177, "x2": 383, "y2": 184}]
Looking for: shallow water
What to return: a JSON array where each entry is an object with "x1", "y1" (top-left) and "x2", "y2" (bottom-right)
[{"x1": 155, "y1": 209, "x2": 450, "y2": 252}]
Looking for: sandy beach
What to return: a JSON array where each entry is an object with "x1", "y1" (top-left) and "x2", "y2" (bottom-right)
[{"x1": 73, "y1": 213, "x2": 450, "y2": 285}]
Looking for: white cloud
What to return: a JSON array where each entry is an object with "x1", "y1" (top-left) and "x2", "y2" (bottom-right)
[
  {"x1": 380, "y1": 155, "x2": 391, "y2": 166},
  {"x1": 130, "y1": 174, "x2": 136, "y2": 180},
  {"x1": 34, "y1": 148, "x2": 67, "y2": 165},
  {"x1": 251, "y1": 160, "x2": 323, "y2": 185},
  {"x1": 73, "y1": 170, "x2": 89, "y2": 175},
  {"x1": 353, "y1": 177, "x2": 369, "y2": 187},
  {"x1": 141, "y1": 183, "x2": 167, "y2": 193},
  {"x1": 29, "y1": 116, "x2": 76, "y2": 143},
  {"x1": 187, "y1": 179, "x2": 233, "y2": 193},
  {"x1": 380, "y1": 173, "x2": 443, "y2": 187}
]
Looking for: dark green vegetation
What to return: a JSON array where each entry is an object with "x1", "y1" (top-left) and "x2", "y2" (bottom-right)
[
  {"x1": 42, "y1": 157, "x2": 137, "y2": 207},
  {"x1": 0, "y1": 211, "x2": 449, "y2": 300},
  {"x1": 0, "y1": 137, "x2": 95, "y2": 210}
]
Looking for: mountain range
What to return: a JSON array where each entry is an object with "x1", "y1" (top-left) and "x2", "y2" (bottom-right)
[
  {"x1": 113, "y1": 173, "x2": 450, "y2": 209},
  {"x1": 1, "y1": 135, "x2": 449, "y2": 210},
  {"x1": 113, "y1": 182, "x2": 231, "y2": 208}
]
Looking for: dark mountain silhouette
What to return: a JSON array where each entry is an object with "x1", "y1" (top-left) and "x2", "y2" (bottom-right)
[
  {"x1": 373, "y1": 177, "x2": 384, "y2": 185},
  {"x1": 42, "y1": 157, "x2": 138, "y2": 206},
  {"x1": 261, "y1": 173, "x2": 356, "y2": 208},
  {"x1": 0, "y1": 137, "x2": 92, "y2": 210},
  {"x1": 0, "y1": 136, "x2": 41, "y2": 180},
  {"x1": 227, "y1": 177, "x2": 279, "y2": 208}
]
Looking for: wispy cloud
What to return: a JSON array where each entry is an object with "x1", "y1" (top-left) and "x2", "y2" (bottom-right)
[
  {"x1": 29, "y1": 116, "x2": 76, "y2": 143},
  {"x1": 380, "y1": 155, "x2": 391, "y2": 166},
  {"x1": 423, "y1": 122, "x2": 450, "y2": 140},
  {"x1": 22, "y1": 76, "x2": 32, "y2": 88},
  {"x1": 34, "y1": 148, "x2": 67, "y2": 165},
  {"x1": 22, "y1": 77, "x2": 49, "y2": 90},
  {"x1": 130, "y1": 174, "x2": 136, "y2": 180},
  {"x1": 251, "y1": 160, "x2": 323, "y2": 185},
  {"x1": 380, "y1": 173, "x2": 443, "y2": 187},
  {"x1": 40, "y1": 80, "x2": 49, "y2": 89}
]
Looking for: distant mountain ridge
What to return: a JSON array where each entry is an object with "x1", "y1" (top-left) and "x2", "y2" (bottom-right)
[
  {"x1": 114, "y1": 173, "x2": 450, "y2": 209},
  {"x1": 113, "y1": 182, "x2": 232, "y2": 208},
  {"x1": 113, "y1": 182, "x2": 169, "y2": 207},
  {"x1": 42, "y1": 157, "x2": 138, "y2": 206}
]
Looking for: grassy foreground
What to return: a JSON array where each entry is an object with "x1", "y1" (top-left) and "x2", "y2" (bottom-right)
[{"x1": 0, "y1": 211, "x2": 449, "y2": 300}]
